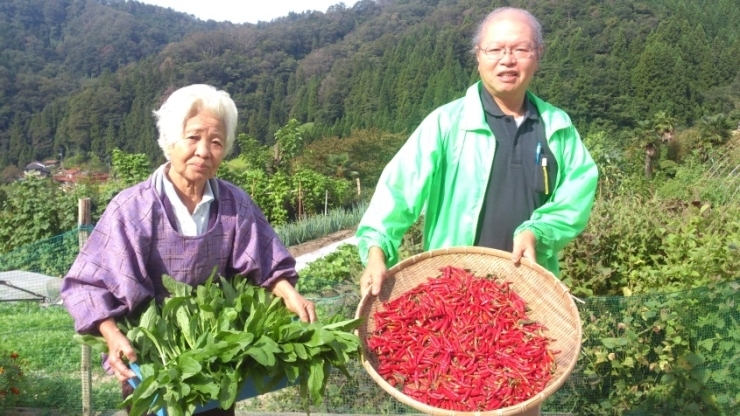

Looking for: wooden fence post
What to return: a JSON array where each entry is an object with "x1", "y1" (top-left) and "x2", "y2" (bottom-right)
[
  {"x1": 297, "y1": 181, "x2": 303, "y2": 219},
  {"x1": 78, "y1": 198, "x2": 92, "y2": 416}
]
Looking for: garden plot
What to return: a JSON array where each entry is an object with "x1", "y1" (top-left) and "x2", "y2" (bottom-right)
[{"x1": 294, "y1": 236, "x2": 357, "y2": 272}]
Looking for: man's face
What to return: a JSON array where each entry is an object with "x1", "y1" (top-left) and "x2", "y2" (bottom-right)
[{"x1": 476, "y1": 12, "x2": 540, "y2": 103}]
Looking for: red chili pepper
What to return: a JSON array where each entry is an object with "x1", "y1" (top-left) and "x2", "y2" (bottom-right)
[{"x1": 367, "y1": 265, "x2": 557, "y2": 412}]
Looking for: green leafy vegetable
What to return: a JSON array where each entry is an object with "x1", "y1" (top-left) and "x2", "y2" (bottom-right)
[{"x1": 74, "y1": 271, "x2": 362, "y2": 416}]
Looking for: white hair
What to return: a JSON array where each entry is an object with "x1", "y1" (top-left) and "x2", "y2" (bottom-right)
[
  {"x1": 153, "y1": 84, "x2": 238, "y2": 160},
  {"x1": 471, "y1": 7, "x2": 544, "y2": 59}
]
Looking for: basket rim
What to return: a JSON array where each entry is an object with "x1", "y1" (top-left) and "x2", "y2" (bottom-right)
[{"x1": 354, "y1": 246, "x2": 583, "y2": 416}]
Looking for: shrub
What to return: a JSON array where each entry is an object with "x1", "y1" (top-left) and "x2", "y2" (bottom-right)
[
  {"x1": 0, "y1": 350, "x2": 25, "y2": 409},
  {"x1": 561, "y1": 196, "x2": 740, "y2": 297}
]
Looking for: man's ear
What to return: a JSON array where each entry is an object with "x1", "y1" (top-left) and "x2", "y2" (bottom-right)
[{"x1": 534, "y1": 46, "x2": 544, "y2": 71}]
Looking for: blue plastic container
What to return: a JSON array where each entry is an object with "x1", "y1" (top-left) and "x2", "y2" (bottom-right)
[{"x1": 127, "y1": 363, "x2": 290, "y2": 415}]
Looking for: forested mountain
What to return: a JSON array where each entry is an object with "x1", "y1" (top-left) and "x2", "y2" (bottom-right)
[{"x1": 1, "y1": 0, "x2": 739, "y2": 176}]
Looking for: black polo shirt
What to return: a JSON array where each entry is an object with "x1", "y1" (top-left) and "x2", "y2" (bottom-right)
[{"x1": 475, "y1": 87, "x2": 557, "y2": 252}]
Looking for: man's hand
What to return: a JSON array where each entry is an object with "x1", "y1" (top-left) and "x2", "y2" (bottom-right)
[
  {"x1": 512, "y1": 230, "x2": 537, "y2": 265},
  {"x1": 270, "y1": 278, "x2": 317, "y2": 323},
  {"x1": 99, "y1": 318, "x2": 137, "y2": 382},
  {"x1": 360, "y1": 246, "x2": 387, "y2": 297}
]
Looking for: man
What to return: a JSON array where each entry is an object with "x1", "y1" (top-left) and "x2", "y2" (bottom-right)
[{"x1": 357, "y1": 7, "x2": 598, "y2": 297}]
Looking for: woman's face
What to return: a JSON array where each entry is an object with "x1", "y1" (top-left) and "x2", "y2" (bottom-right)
[{"x1": 166, "y1": 110, "x2": 226, "y2": 191}]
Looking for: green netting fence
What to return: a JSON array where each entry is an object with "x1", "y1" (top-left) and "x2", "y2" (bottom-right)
[
  {"x1": 2, "y1": 231, "x2": 740, "y2": 415},
  {"x1": 0, "y1": 226, "x2": 92, "y2": 278}
]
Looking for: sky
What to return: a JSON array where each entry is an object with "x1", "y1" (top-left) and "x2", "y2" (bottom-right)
[{"x1": 137, "y1": 0, "x2": 360, "y2": 24}]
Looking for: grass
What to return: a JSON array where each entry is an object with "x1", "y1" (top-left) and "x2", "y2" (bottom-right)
[
  {"x1": 0, "y1": 302, "x2": 77, "y2": 372},
  {"x1": 0, "y1": 301, "x2": 121, "y2": 413},
  {"x1": 275, "y1": 200, "x2": 367, "y2": 246}
]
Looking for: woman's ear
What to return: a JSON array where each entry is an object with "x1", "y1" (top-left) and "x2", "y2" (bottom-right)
[{"x1": 163, "y1": 141, "x2": 173, "y2": 160}]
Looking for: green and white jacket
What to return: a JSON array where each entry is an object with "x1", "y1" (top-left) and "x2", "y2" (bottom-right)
[{"x1": 356, "y1": 82, "x2": 598, "y2": 277}]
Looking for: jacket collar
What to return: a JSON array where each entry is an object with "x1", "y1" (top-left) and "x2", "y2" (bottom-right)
[
  {"x1": 149, "y1": 162, "x2": 220, "y2": 200},
  {"x1": 146, "y1": 163, "x2": 221, "y2": 232},
  {"x1": 460, "y1": 83, "x2": 489, "y2": 132},
  {"x1": 480, "y1": 87, "x2": 539, "y2": 122},
  {"x1": 460, "y1": 81, "x2": 572, "y2": 138},
  {"x1": 526, "y1": 91, "x2": 572, "y2": 138}
]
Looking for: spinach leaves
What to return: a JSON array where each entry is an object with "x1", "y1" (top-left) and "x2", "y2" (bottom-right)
[{"x1": 76, "y1": 272, "x2": 362, "y2": 416}]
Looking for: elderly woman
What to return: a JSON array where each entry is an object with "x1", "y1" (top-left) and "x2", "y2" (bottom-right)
[{"x1": 61, "y1": 84, "x2": 315, "y2": 416}]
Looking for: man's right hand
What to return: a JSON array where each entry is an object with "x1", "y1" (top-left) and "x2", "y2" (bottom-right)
[
  {"x1": 360, "y1": 246, "x2": 387, "y2": 297},
  {"x1": 99, "y1": 318, "x2": 138, "y2": 382}
]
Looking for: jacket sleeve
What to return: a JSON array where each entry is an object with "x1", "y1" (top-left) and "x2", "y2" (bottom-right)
[
  {"x1": 229, "y1": 190, "x2": 298, "y2": 288},
  {"x1": 356, "y1": 113, "x2": 443, "y2": 267},
  {"x1": 515, "y1": 125, "x2": 598, "y2": 262},
  {"x1": 60, "y1": 196, "x2": 155, "y2": 334}
]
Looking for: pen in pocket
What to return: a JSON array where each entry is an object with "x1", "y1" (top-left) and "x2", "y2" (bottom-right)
[
  {"x1": 535, "y1": 142, "x2": 542, "y2": 164},
  {"x1": 542, "y1": 157, "x2": 549, "y2": 195}
]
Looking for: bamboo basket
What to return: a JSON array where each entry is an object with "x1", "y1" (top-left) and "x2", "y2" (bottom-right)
[{"x1": 354, "y1": 247, "x2": 582, "y2": 416}]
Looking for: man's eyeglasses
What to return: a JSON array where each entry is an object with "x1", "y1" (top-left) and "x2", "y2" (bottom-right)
[{"x1": 478, "y1": 46, "x2": 535, "y2": 60}]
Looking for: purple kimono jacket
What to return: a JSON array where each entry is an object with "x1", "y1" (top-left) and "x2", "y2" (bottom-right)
[{"x1": 61, "y1": 166, "x2": 298, "y2": 334}]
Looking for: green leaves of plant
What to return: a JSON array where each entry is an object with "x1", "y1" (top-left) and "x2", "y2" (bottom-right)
[
  {"x1": 76, "y1": 271, "x2": 361, "y2": 416},
  {"x1": 601, "y1": 337, "x2": 630, "y2": 348},
  {"x1": 163, "y1": 275, "x2": 195, "y2": 298}
]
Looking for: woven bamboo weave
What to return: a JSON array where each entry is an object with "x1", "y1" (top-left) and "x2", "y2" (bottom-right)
[{"x1": 355, "y1": 246, "x2": 582, "y2": 416}]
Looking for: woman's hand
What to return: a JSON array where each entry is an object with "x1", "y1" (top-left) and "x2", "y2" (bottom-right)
[
  {"x1": 99, "y1": 318, "x2": 138, "y2": 382},
  {"x1": 270, "y1": 278, "x2": 317, "y2": 322},
  {"x1": 360, "y1": 246, "x2": 387, "y2": 297}
]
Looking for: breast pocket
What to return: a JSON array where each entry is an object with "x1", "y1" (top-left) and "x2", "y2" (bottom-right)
[{"x1": 533, "y1": 156, "x2": 557, "y2": 197}]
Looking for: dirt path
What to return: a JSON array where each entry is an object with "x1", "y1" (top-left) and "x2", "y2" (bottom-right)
[{"x1": 287, "y1": 227, "x2": 357, "y2": 258}]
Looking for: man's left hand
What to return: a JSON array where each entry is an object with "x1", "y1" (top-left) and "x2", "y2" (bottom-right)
[{"x1": 512, "y1": 230, "x2": 537, "y2": 265}]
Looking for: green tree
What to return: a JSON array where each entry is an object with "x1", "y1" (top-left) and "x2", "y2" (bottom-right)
[
  {"x1": 652, "y1": 111, "x2": 678, "y2": 144},
  {"x1": 0, "y1": 175, "x2": 63, "y2": 253},
  {"x1": 695, "y1": 113, "x2": 733, "y2": 161},
  {"x1": 272, "y1": 119, "x2": 303, "y2": 174},
  {"x1": 111, "y1": 148, "x2": 151, "y2": 187},
  {"x1": 633, "y1": 119, "x2": 659, "y2": 179},
  {"x1": 633, "y1": 38, "x2": 695, "y2": 125},
  {"x1": 234, "y1": 133, "x2": 271, "y2": 170},
  {"x1": 7, "y1": 115, "x2": 30, "y2": 167}
]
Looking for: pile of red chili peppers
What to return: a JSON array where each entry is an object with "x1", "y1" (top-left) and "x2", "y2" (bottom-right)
[{"x1": 367, "y1": 266, "x2": 557, "y2": 411}]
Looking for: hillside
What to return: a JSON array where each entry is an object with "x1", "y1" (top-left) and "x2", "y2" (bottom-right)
[{"x1": 0, "y1": 0, "x2": 739, "y2": 175}]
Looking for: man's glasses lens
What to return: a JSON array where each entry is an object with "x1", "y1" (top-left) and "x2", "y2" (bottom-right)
[{"x1": 480, "y1": 47, "x2": 533, "y2": 60}]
